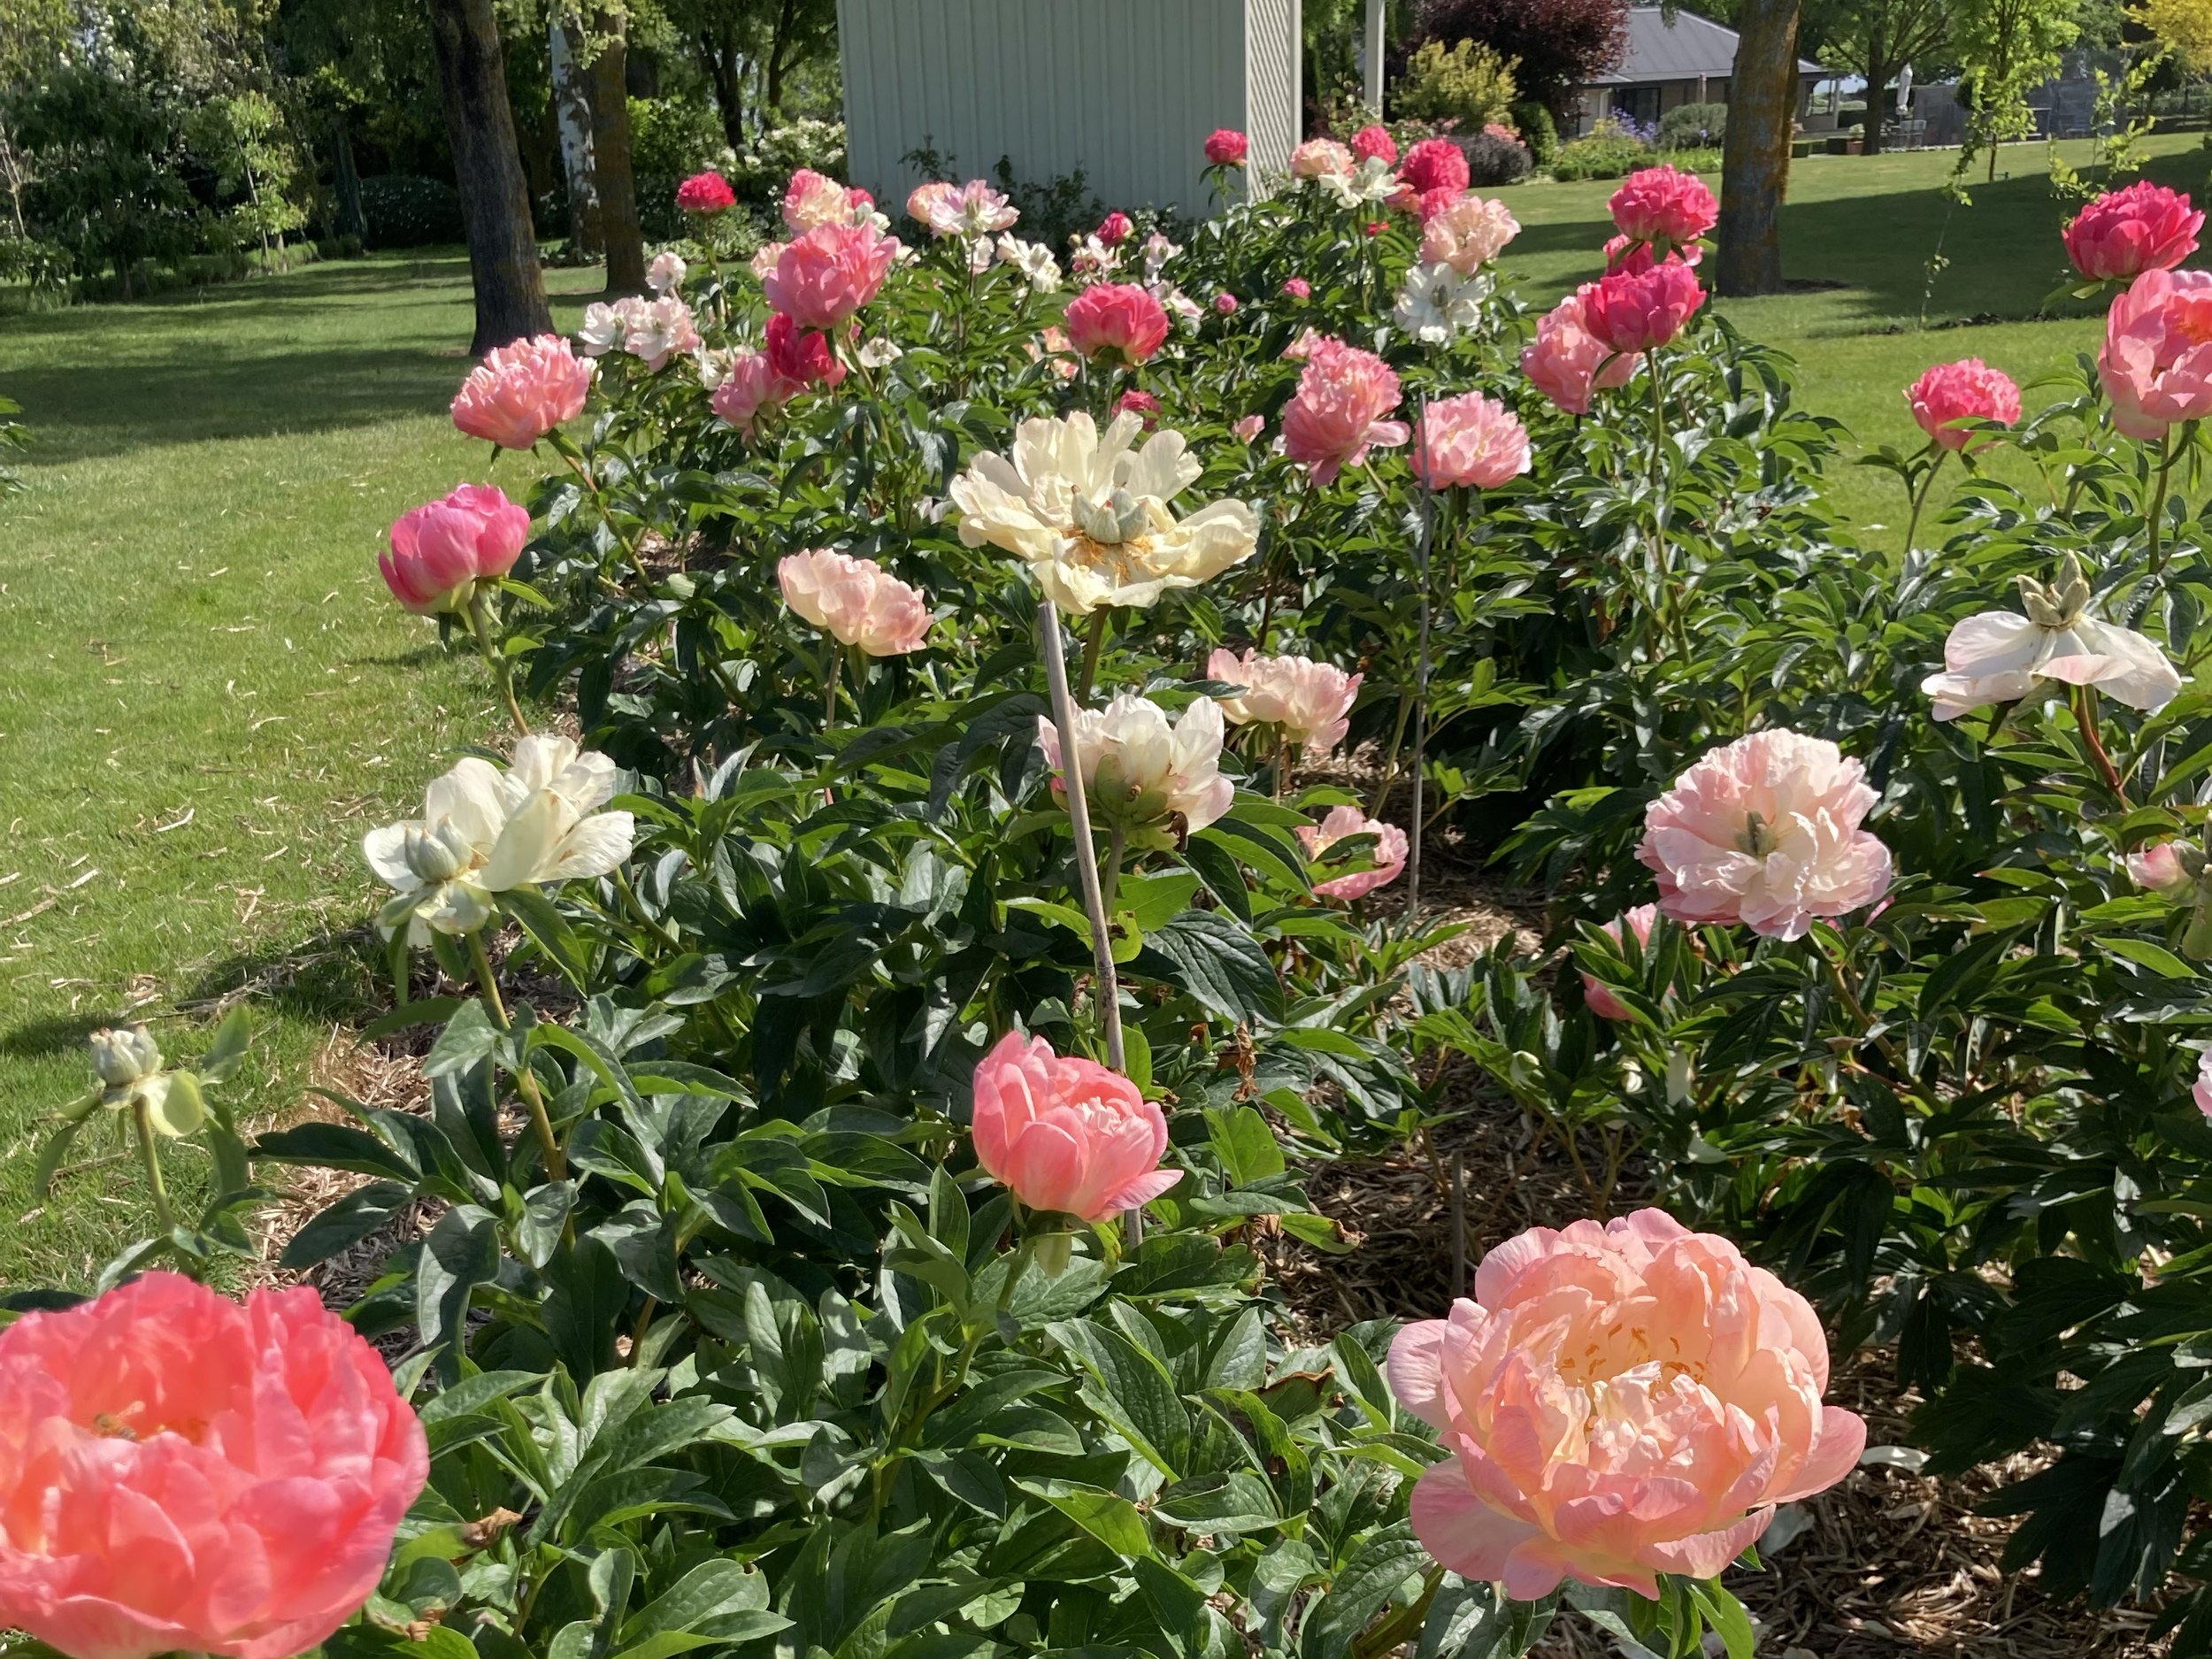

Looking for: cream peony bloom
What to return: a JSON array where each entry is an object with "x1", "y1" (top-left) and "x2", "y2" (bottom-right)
[
  {"x1": 949, "y1": 411, "x2": 1258, "y2": 614},
  {"x1": 1394, "y1": 262, "x2": 1488, "y2": 345},
  {"x1": 1037, "y1": 693, "x2": 1233, "y2": 842},
  {"x1": 1920, "y1": 555, "x2": 2184, "y2": 720},
  {"x1": 364, "y1": 735, "x2": 635, "y2": 943}
]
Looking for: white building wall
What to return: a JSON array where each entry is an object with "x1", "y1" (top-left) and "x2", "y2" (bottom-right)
[{"x1": 838, "y1": 0, "x2": 1300, "y2": 214}]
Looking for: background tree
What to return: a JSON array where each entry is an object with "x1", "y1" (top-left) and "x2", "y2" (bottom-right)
[
  {"x1": 1823, "y1": 0, "x2": 1954, "y2": 152},
  {"x1": 582, "y1": 4, "x2": 643, "y2": 291},
  {"x1": 1411, "y1": 0, "x2": 1629, "y2": 117},
  {"x1": 184, "y1": 89, "x2": 308, "y2": 270},
  {"x1": 2138, "y1": 0, "x2": 2212, "y2": 68},
  {"x1": 1716, "y1": 0, "x2": 1803, "y2": 296},
  {"x1": 548, "y1": 6, "x2": 599, "y2": 257},
  {"x1": 663, "y1": 0, "x2": 837, "y2": 151},
  {"x1": 425, "y1": 0, "x2": 552, "y2": 350},
  {"x1": 1955, "y1": 0, "x2": 2079, "y2": 177}
]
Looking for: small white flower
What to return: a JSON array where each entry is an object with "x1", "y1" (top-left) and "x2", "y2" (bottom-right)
[
  {"x1": 1070, "y1": 235, "x2": 1119, "y2": 284},
  {"x1": 647, "y1": 250, "x2": 687, "y2": 293},
  {"x1": 858, "y1": 337, "x2": 903, "y2": 368},
  {"x1": 1141, "y1": 230, "x2": 1182, "y2": 279},
  {"x1": 577, "y1": 300, "x2": 631, "y2": 357},
  {"x1": 995, "y1": 234, "x2": 1062, "y2": 292},
  {"x1": 1921, "y1": 555, "x2": 2185, "y2": 719},
  {"x1": 1322, "y1": 156, "x2": 1400, "y2": 210},
  {"x1": 1394, "y1": 262, "x2": 1487, "y2": 345},
  {"x1": 1036, "y1": 693, "x2": 1233, "y2": 841}
]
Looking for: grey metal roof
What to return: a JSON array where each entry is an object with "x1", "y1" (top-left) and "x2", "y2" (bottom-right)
[{"x1": 1585, "y1": 7, "x2": 1824, "y2": 86}]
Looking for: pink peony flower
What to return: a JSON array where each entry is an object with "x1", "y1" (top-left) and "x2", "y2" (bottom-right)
[
  {"x1": 1421, "y1": 193, "x2": 1519, "y2": 273},
  {"x1": 675, "y1": 170, "x2": 735, "y2": 212},
  {"x1": 1205, "y1": 128, "x2": 1250, "y2": 166},
  {"x1": 646, "y1": 250, "x2": 687, "y2": 293},
  {"x1": 1213, "y1": 290, "x2": 1240, "y2": 316},
  {"x1": 1096, "y1": 211, "x2": 1134, "y2": 246},
  {"x1": 907, "y1": 180, "x2": 961, "y2": 232},
  {"x1": 1292, "y1": 137, "x2": 1356, "y2": 180},
  {"x1": 765, "y1": 311, "x2": 847, "y2": 391},
  {"x1": 1389, "y1": 1210, "x2": 1866, "y2": 1599},
  {"x1": 1408, "y1": 185, "x2": 1460, "y2": 224},
  {"x1": 2098, "y1": 266, "x2": 2212, "y2": 440},
  {"x1": 1609, "y1": 164, "x2": 1719, "y2": 249},
  {"x1": 2194, "y1": 1050, "x2": 2212, "y2": 1119},
  {"x1": 762, "y1": 221, "x2": 898, "y2": 329},
  {"x1": 0, "y1": 1271, "x2": 428, "y2": 1659},
  {"x1": 451, "y1": 333, "x2": 592, "y2": 449},
  {"x1": 2065, "y1": 180, "x2": 2204, "y2": 282},
  {"x1": 1636, "y1": 729, "x2": 1893, "y2": 941},
  {"x1": 624, "y1": 295, "x2": 700, "y2": 372},
  {"x1": 1281, "y1": 335, "x2": 1410, "y2": 484},
  {"x1": 1521, "y1": 288, "x2": 1639, "y2": 415},
  {"x1": 1233, "y1": 413, "x2": 1266, "y2": 443},
  {"x1": 1351, "y1": 124, "x2": 1399, "y2": 164},
  {"x1": 1484, "y1": 121, "x2": 1521, "y2": 143},
  {"x1": 709, "y1": 349, "x2": 794, "y2": 435},
  {"x1": 1582, "y1": 258, "x2": 1705, "y2": 353},
  {"x1": 1282, "y1": 276, "x2": 1311, "y2": 300},
  {"x1": 1581, "y1": 904, "x2": 1658, "y2": 1020},
  {"x1": 1398, "y1": 137, "x2": 1471, "y2": 196},
  {"x1": 1111, "y1": 388, "x2": 1162, "y2": 429},
  {"x1": 1297, "y1": 803, "x2": 1409, "y2": 901},
  {"x1": 1907, "y1": 357, "x2": 2022, "y2": 452},
  {"x1": 778, "y1": 548, "x2": 930, "y2": 656},
  {"x1": 1064, "y1": 281, "x2": 1171, "y2": 365},
  {"x1": 783, "y1": 167, "x2": 855, "y2": 232},
  {"x1": 971, "y1": 1031, "x2": 1179, "y2": 1221},
  {"x1": 382, "y1": 483, "x2": 528, "y2": 615},
  {"x1": 2129, "y1": 841, "x2": 2195, "y2": 895},
  {"x1": 1414, "y1": 392, "x2": 1532, "y2": 489},
  {"x1": 1207, "y1": 648, "x2": 1362, "y2": 755}
]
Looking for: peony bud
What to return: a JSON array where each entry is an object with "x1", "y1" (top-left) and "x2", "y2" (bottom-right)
[{"x1": 89, "y1": 1025, "x2": 162, "y2": 1089}]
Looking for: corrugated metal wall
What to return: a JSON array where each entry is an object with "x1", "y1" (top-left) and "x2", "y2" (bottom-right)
[{"x1": 838, "y1": 0, "x2": 1300, "y2": 214}]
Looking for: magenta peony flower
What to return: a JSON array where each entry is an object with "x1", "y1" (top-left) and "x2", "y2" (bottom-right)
[
  {"x1": 451, "y1": 333, "x2": 592, "y2": 449},
  {"x1": 1582, "y1": 257, "x2": 1705, "y2": 353},
  {"x1": 1389, "y1": 1210, "x2": 1866, "y2": 1599},
  {"x1": 1282, "y1": 276, "x2": 1311, "y2": 300},
  {"x1": 762, "y1": 221, "x2": 898, "y2": 329},
  {"x1": 1110, "y1": 388, "x2": 1163, "y2": 430},
  {"x1": 1636, "y1": 729, "x2": 1893, "y2": 941},
  {"x1": 765, "y1": 311, "x2": 847, "y2": 392},
  {"x1": 1609, "y1": 164, "x2": 1719, "y2": 249},
  {"x1": 971, "y1": 1032, "x2": 1179, "y2": 1222},
  {"x1": 1291, "y1": 138, "x2": 1356, "y2": 180},
  {"x1": 778, "y1": 548, "x2": 930, "y2": 656},
  {"x1": 1063, "y1": 281, "x2": 1171, "y2": 365},
  {"x1": 0, "y1": 1271, "x2": 428, "y2": 1659},
  {"x1": 1582, "y1": 903, "x2": 1658, "y2": 1020},
  {"x1": 1212, "y1": 290, "x2": 1240, "y2": 316},
  {"x1": 383, "y1": 483, "x2": 528, "y2": 615},
  {"x1": 675, "y1": 170, "x2": 735, "y2": 212},
  {"x1": 1414, "y1": 392, "x2": 1532, "y2": 489},
  {"x1": 1096, "y1": 211, "x2": 1134, "y2": 246},
  {"x1": 1907, "y1": 357, "x2": 2021, "y2": 452},
  {"x1": 1205, "y1": 128, "x2": 1250, "y2": 166},
  {"x1": 1297, "y1": 804, "x2": 1409, "y2": 900},
  {"x1": 1398, "y1": 137, "x2": 1471, "y2": 196},
  {"x1": 1350, "y1": 124, "x2": 1399, "y2": 165},
  {"x1": 2065, "y1": 180, "x2": 2203, "y2": 282},
  {"x1": 1521, "y1": 288, "x2": 1638, "y2": 415},
  {"x1": 1207, "y1": 648, "x2": 1362, "y2": 756},
  {"x1": 2098, "y1": 266, "x2": 2212, "y2": 440},
  {"x1": 1281, "y1": 335, "x2": 1409, "y2": 483}
]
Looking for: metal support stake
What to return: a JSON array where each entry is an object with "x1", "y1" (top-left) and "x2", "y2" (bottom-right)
[{"x1": 1409, "y1": 396, "x2": 1433, "y2": 918}]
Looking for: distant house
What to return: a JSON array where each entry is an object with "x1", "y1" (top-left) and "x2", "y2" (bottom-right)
[{"x1": 1567, "y1": 7, "x2": 1825, "y2": 135}]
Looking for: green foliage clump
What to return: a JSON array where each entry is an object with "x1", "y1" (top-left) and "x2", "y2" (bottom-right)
[
  {"x1": 1394, "y1": 37, "x2": 1521, "y2": 131},
  {"x1": 1659, "y1": 101, "x2": 1727, "y2": 150},
  {"x1": 1548, "y1": 115, "x2": 1655, "y2": 179},
  {"x1": 357, "y1": 174, "x2": 465, "y2": 249},
  {"x1": 1509, "y1": 97, "x2": 1559, "y2": 164}
]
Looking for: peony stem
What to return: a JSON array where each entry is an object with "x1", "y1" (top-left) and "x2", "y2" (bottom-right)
[
  {"x1": 132, "y1": 1098, "x2": 176, "y2": 1237},
  {"x1": 1101, "y1": 823, "x2": 1128, "y2": 924},
  {"x1": 558, "y1": 447, "x2": 655, "y2": 589},
  {"x1": 2147, "y1": 434, "x2": 2177, "y2": 576},
  {"x1": 1902, "y1": 449, "x2": 1946, "y2": 555},
  {"x1": 1078, "y1": 609, "x2": 1111, "y2": 702},
  {"x1": 467, "y1": 588, "x2": 530, "y2": 737},
  {"x1": 2075, "y1": 684, "x2": 2131, "y2": 805},
  {"x1": 823, "y1": 642, "x2": 843, "y2": 728},
  {"x1": 1370, "y1": 690, "x2": 1415, "y2": 817},
  {"x1": 468, "y1": 929, "x2": 569, "y2": 1184},
  {"x1": 1646, "y1": 356, "x2": 1691, "y2": 661}
]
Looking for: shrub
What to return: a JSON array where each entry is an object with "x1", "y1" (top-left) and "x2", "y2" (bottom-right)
[
  {"x1": 1463, "y1": 129, "x2": 1534, "y2": 184},
  {"x1": 1658, "y1": 99, "x2": 1727, "y2": 149},
  {"x1": 1548, "y1": 113, "x2": 1656, "y2": 178},
  {"x1": 1510, "y1": 97, "x2": 1560, "y2": 164},
  {"x1": 1414, "y1": 0, "x2": 1633, "y2": 115},
  {"x1": 357, "y1": 173, "x2": 464, "y2": 249},
  {"x1": 632, "y1": 95, "x2": 739, "y2": 240},
  {"x1": 1394, "y1": 38, "x2": 1520, "y2": 130}
]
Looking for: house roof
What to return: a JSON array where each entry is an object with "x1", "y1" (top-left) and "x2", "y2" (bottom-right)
[{"x1": 1584, "y1": 7, "x2": 1824, "y2": 86}]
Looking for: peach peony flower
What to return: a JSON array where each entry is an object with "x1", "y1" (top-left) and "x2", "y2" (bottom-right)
[
  {"x1": 1582, "y1": 903, "x2": 1658, "y2": 1020},
  {"x1": 1414, "y1": 392, "x2": 1532, "y2": 489},
  {"x1": 777, "y1": 548, "x2": 930, "y2": 656},
  {"x1": 451, "y1": 334, "x2": 592, "y2": 449},
  {"x1": 1292, "y1": 137, "x2": 1356, "y2": 179},
  {"x1": 783, "y1": 166, "x2": 854, "y2": 233},
  {"x1": 1064, "y1": 282, "x2": 1171, "y2": 365},
  {"x1": 1609, "y1": 164, "x2": 1719, "y2": 250},
  {"x1": 1281, "y1": 336, "x2": 1410, "y2": 483},
  {"x1": 1297, "y1": 803, "x2": 1409, "y2": 901},
  {"x1": 1233, "y1": 413, "x2": 1266, "y2": 443},
  {"x1": 1520, "y1": 288, "x2": 1639, "y2": 415},
  {"x1": 2065, "y1": 180, "x2": 2203, "y2": 282},
  {"x1": 710, "y1": 349, "x2": 795, "y2": 435},
  {"x1": 1420, "y1": 193, "x2": 1519, "y2": 273},
  {"x1": 763, "y1": 221, "x2": 898, "y2": 329},
  {"x1": 1036, "y1": 692, "x2": 1233, "y2": 839},
  {"x1": 1907, "y1": 357, "x2": 2021, "y2": 452},
  {"x1": 765, "y1": 311, "x2": 846, "y2": 391},
  {"x1": 1920, "y1": 554, "x2": 2182, "y2": 719},
  {"x1": 1351, "y1": 124, "x2": 1399, "y2": 164},
  {"x1": 675, "y1": 170, "x2": 735, "y2": 212},
  {"x1": 1398, "y1": 137, "x2": 1471, "y2": 196},
  {"x1": 2098, "y1": 266, "x2": 2212, "y2": 440},
  {"x1": 0, "y1": 1271, "x2": 427, "y2": 1659},
  {"x1": 2195, "y1": 1050, "x2": 2212, "y2": 1119},
  {"x1": 1582, "y1": 258, "x2": 1705, "y2": 354},
  {"x1": 1389, "y1": 1210, "x2": 1866, "y2": 1599},
  {"x1": 971, "y1": 1031, "x2": 1179, "y2": 1221},
  {"x1": 1205, "y1": 128, "x2": 1249, "y2": 166},
  {"x1": 383, "y1": 483, "x2": 528, "y2": 615},
  {"x1": 1636, "y1": 730, "x2": 1893, "y2": 941},
  {"x1": 1207, "y1": 648, "x2": 1362, "y2": 755}
]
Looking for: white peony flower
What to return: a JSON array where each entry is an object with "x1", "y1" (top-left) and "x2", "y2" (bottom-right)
[
  {"x1": 858, "y1": 337, "x2": 904, "y2": 368},
  {"x1": 577, "y1": 300, "x2": 631, "y2": 357},
  {"x1": 1394, "y1": 262, "x2": 1488, "y2": 345},
  {"x1": 1036, "y1": 693, "x2": 1233, "y2": 841},
  {"x1": 949, "y1": 411, "x2": 1259, "y2": 614},
  {"x1": 995, "y1": 234, "x2": 1062, "y2": 292},
  {"x1": 1321, "y1": 155, "x2": 1401, "y2": 210},
  {"x1": 1921, "y1": 555, "x2": 2185, "y2": 720},
  {"x1": 647, "y1": 250, "x2": 687, "y2": 293}
]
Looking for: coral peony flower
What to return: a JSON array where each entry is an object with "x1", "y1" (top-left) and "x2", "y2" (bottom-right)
[
  {"x1": 646, "y1": 250, "x2": 687, "y2": 293},
  {"x1": 907, "y1": 180, "x2": 961, "y2": 232},
  {"x1": 675, "y1": 170, "x2": 735, "y2": 212},
  {"x1": 1414, "y1": 392, "x2": 1532, "y2": 489},
  {"x1": 1604, "y1": 234, "x2": 1704, "y2": 276},
  {"x1": 2195, "y1": 1050, "x2": 2212, "y2": 1119},
  {"x1": 783, "y1": 167, "x2": 855, "y2": 233},
  {"x1": 1037, "y1": 691, "x2": 1233, "y2": 839},
  {"x1": 1281, "y1": 336, "x2": 1410, "y2": 484},
  {"x1": 1398, "y1": 136, "x2": 1471, "y2": 196},
  {"x1": 1907, "y1": 357, "x2": 2021, "y2": 451},
  {"x1": 1582, "y1": 258, "x2": 1705, "y2": 353},
  {"x1": 383, "y1": 483, "x2": 528, "y2": 615},
  {"x1": 971, "y1": 1031, "x2": 1179, "y2": 1221},
  {"x1": 1636, "y1": 730, "x2": 1893, "y2": 941},
  {"x1": 1096, "y1": 210, "x2": 1134, "y2": 246},
  {"x1": 765, "y1": 311, "x2": 847, "y2": 391},
  {"x1": 1207, "y1": 648, "x2": 1362, "y2": 756},
  {"x1": 1921, "y1": 554, "x2": 2183, "y2": 719},
  {"x1": 0, "y1": 1271, "x2": 428, "y2": 1659},
  {"x1": 778, "y1": 548, "x2": 930, "y2": 656},
  {"x1": 2098, "y1": 266, "x2": 2212, "y2": 439},
  {"x1": 1283, "y1": 276, "x2": 1311, "y2": 300},
  {"x1": 763, "y1": 221, "x2": 899, "y2": 329},
  {"x1": 1582, "y1": 903, "x2": 1658, "y2": 1020},
  {"x1": 950, "y1": 411, "x2": 1258, "y2": 613},
  {"x1": 1421, "y1": 193, "x2": 1519, "y2": 273},
  {"x1": 364, "y1": 735, "x2": 634, "y2": 941},
  {"x1": 1063, "y1": 282, "x2": 1171, "y2": 365},
  {"x1": 1389, "y1": 1210, "x2": 1867, "y2": 1599},
  {"x1": 1205, "y1": 128, "x2": 1250, "y2": 166},
  {"x1": 1297, "y1": 803, "x2": 1409, "y2": 900},
  {"x1": 451, "y1": 334, "x2": 592, "y2": 449},
  {"x1": 2065, "y1": 180, "x2": 2203, "y2": 282},
  {"x1": 1609, "y1": 164, "x2": 1719, "y2": 249},
  {"x1": 1521, "y1": 287, "x2": 1639, "y2": 415},
  {"x1": 1292, "y1": 138, "x2": 1356, "y2": 180},
  {"x1": 710, "y1": 349, "x2": 795, "y2": 434},
  {"x1": 1351, "y1": 124, "x2": 1399, "y2": 164}
]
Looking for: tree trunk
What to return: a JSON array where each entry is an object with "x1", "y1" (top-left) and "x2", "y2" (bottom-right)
[
  {"x1": 331, "y1": 116, "x2": 366, "y2": 242},
  {"x1": 1716, "y1": 0, "x2": 1801, "y2": 297},
  {"x1": 426, "y1": 0, "x2": 553, "y2": 354},
  {"x1": 585, "y1": 6, "x2": 646, "y2": 293},
  {"x1": 766, "y1": 0, "x2": 798, "y2": 114},
  {"x1": 703, "y1": 29, "x2": 746, "y2": 151},
  {"x1": 550, "y1": 9, "x2": 601, "y2": 257},
  {"x1": 1863, "y1": 49, "x2": 1891, "y2": 153}
]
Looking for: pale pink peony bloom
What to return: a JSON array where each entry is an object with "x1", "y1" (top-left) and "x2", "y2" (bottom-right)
[
  {"x1": 1213, "y1": 290, "x2": 1240, "y2": 315},
  {"x1": 1388, "y1": 1210, "x2": 1866, "y2": 1600},
  {"x1": 1291, "y1": 137, "x2": 1356, "y2": 180},
  {"x1": 646, "y1": 250, "x2": 687, "y2": 293},
  {"x1": 1581, "y1": 903, "x2": 1658, "y2": 1020},
  {"x1": 778, "y1": 548, "x2": 930, "y2": 656},
  {"x1": 1414, "y1": 392, "x2": 1532, "y2": 489},
  {"x1": 1297, "y1": 803, "x2": 1409, "y2": 900},
  {"x1": 765, "y1": 311, "x2": 847, "y2": 391},
  {"x1": 710, "y1": 349, "x2": 796, "y2": 434},
  {"x1": 383, "y1": 483, "x2": 528, "y2": 614},
  {"x1": 575, "y1": 297, "x2": 633, "y2": 357},
  {"x1": 1908, "y1": 357, "x2": 2022, "y2": 451},
  {"x1": 908, "y1": 179, "x2": 1018, "y2": 239},
  {"x1": 1351, "y1": 124, "x2": 1399, "y2": 164},
  {"x1": 2194, "y1": 1050, "x2": 2212, "y2": 1119},
  {"x1": 1207, "y1": 648, "x2": 1363, "y2": 756},
  {"x1": 0, "y1": 1271, "x2": 428, "y2": 1659},
  {"x1": 907, "y1": 180, "x2": 961, "y2": 233},
  {"x1": 1421, "y1": 193, "x2": 1520, "y2": 273},
  {"x1": 1064, "y1": 281, "x2": 1171, "y2": 364},
  {"x1": 2129, "y1": 841, "x2": 2194, "y2": 895},
  {"x1": 1233, "y1": 413, "x2": 1266, "y2": 443},
  {"x1": 1521, "y1": 288, "x2": 1638, "y2": 415},
  {"x1": 1582, "y1": 258, "x2": 1705, "y2": 353},
  {"x1": 1281, "y1": 336, "x2": 1410, "y2": 483},
  {"x1": 2098, "y1": 266, "x2": 2212, "y2": 440},
  {"x1": 971, "y1": 1031, "x2": 1179, "y2": 1221},
  {"x1": 675, "y1": 170, "x2": 735, "y2": 212},
  {"x1": 451, "y1": 333, "x2": 592, "y2": 449},
  {"x1": 1636, "y1": 729, "x2": 1893, "y2": 941},
  {"x1": 1609, "y1": 164, "x2": 1719, "y2": 249},
  {"x1": 749, "y1": 240, "x2": 787, "y2": 282},
  {"x1": 1096, "y1": 211, "x2": 1134, "y2": 246},
  {"x1": 763, "y1": 221, "x2": 899, "y2": 329},
  {"x1": 1205, "y1": 128, "x2": 1250, "y2": 166},
  {"x1": 624, "y1": 295, "x2": 701, "y2": 371},
  {"x1": 1398, "y1": 136, "x2": 1471, "y2": 196},
  {"x1": 1920, "y1": 557, "x2": 2183, "y2": 719},
  {"x1": 1036, "y1": 692, "x2": 1233, "y2": 836},
  {"x1": 783, "y1": 167, "x2": 855, "y2": 233},
  {"x1": 2065, "y1": 180, "x2": 2203, "y2": 282}
]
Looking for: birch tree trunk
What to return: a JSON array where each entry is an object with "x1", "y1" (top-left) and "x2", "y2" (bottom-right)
[{"x1": 549, "y1": 9, "x2": 601, "y2": 257}]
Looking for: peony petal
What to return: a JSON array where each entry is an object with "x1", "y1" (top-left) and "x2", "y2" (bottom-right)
[{"x1": 1407, "y1": 1458, "x2": 1552, "y2": 1586}]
